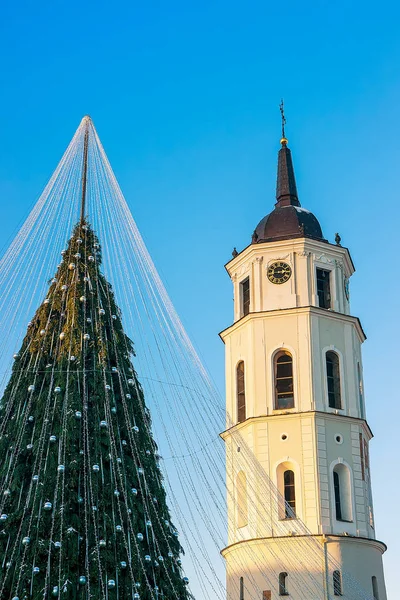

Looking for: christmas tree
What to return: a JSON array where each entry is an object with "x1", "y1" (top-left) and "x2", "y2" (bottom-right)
[{"x1": 0, "y1": 128, "x2": 191, "y2": 600}]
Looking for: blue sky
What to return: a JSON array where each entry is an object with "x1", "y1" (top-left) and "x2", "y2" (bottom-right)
[{"x1": 1, "y1": 0, "x2": 399, "y2": 596}]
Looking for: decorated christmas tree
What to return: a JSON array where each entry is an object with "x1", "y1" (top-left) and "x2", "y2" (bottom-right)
[{"x1": 0, "y1": 122, "x2": 191, "y2": 600}]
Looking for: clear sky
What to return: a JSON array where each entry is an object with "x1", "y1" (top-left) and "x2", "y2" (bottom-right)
[{"x1": 1, "y1": 0, "x2": 399, "y2": 597}]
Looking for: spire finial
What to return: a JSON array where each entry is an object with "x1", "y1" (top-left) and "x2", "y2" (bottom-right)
[
  {"x1": 80, "y1": 117, "x2": 90, "y2": 224},
  {"x1": 280, "y1": 99, "x2": 288, "y2": 146}
]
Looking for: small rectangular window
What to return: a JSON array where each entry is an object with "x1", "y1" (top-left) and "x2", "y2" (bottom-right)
[
  {"x1": 316, "y1": 268, "x2": 331, "y2": 309},
  {"x1": 240, "y1": 277, "x2": 250, "y2": 317}
]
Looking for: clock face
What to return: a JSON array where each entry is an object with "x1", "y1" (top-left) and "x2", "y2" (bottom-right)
[{"x1": 267, "y1": 261, "x2": 292, "y2": 285}]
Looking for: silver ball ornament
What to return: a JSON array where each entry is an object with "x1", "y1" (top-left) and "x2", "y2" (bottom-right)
[
  {"x1": 44, "y1": 501, "x2": 52, "y2": 511},
  {"x1": 0, "y1": 514, "x2": 8, "y2": 521},
  {"x1": 137, "y1": 533, "x2": 143, "y2": 542},
  {"x1": 57, "y1": 465, "x2": 65, "y2": 473},
  {"x1": 79, "y1": 576, "x2": 86, "y2": 585},
  {"x1": 22, "y1": 536, "x2": 30, "y2": 545},
  {"x1": 92, "y1": 464, "x2": 100, "y2": 472},
  {"x1": 107, "y1": 580, "x2": 116, "y2": 589}
]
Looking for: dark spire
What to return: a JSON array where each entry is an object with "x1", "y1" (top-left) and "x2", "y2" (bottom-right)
[
  {"x1": 276, "y1": 101, "x2": 300, "y2": 207},
  {"x1": 79, "y1": 116, "x2": 90, "y2": 224}
]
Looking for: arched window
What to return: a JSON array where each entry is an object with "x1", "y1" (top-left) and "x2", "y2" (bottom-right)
[
  {"x1": 333, "y1": 570, "x2": 342, "y2": 596},
  {"x1": 284, "y1": 470, "x2": 296, "y2": 518},
  {"x1": 274, "y1": 351, "x2": 294, "y2": 409},
  {"x1": 240, "y1": 576, "x2": 244, "y2": 600},
  {"x1": 326, "y1": 351, "x2": 341, "y2": 409},
  {"x1": 372, "y1": 576, "x2": 379, "y2": 599},
  {"x1": 236, "y1": 471, "x2": 248, "y2": 528},
  {"x1": 236, "y1": 361, "x2": 246, "y2": 423},
  {"x1": 333, "y1": 464, "x2": 352, "y2": 522},
  {"x1": 279, "y1": 572, "x2": 288, "y2": 596}
]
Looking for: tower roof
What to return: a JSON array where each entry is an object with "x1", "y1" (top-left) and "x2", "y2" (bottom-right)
[{"x1": 252, "y1": 117, "x2": 326, "y2": 245}]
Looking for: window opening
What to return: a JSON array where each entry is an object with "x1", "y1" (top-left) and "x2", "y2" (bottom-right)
[
  {"x1": 284, "y1": 470, "x2": 296, "y2": 518},
  {"x1": 358, "y1": 362, "x2": 365, "y2": 419},
  {"x1": 240, "y1": 277, "x2": 250, "y2": 317},
  {"x1": 236, "y1": 361, "x2": 246, "y2": 423},
  {"x1": 333, "y1": 570, "x2": 342, "y2": 596},
  {"x1": 275, "y1": 351, "x2": 294, "y2": 409},
  {"x1": 372, "y1": 576, "x2": 379, "y2": 599},
  {"x1": 333, "y1": 471, "x2": 342, "y2": 521},
  {"x1": 326, "y1": 351, "x2": 341, "y2": 409},
  {"x1": 279, "y1": 572, "x2": 289, "y2": 596},
  {"x1": 240, "y1": 577, "x2": 244, "y2": 600},
  {"x1": 317, "y1": 268, "x2": 331, "y2": 309}
]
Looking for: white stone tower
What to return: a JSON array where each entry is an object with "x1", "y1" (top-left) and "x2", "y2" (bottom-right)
[{"x1": 221, "y1": 127, "x2": 387, "y2": 599}]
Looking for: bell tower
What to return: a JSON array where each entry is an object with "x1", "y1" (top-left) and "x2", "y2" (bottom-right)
[{"x1": 221, "y1": 121, "x2": 388, "y2": 599}]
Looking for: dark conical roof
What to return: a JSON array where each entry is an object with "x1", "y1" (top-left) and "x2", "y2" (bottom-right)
[{"x1": 252, "y1": 138, "x2": 326, "y2": 244}]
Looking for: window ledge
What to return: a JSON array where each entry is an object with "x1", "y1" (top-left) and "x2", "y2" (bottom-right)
[{"x1": 336, "y1": 519, "x2": 353, "y2": 524}]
